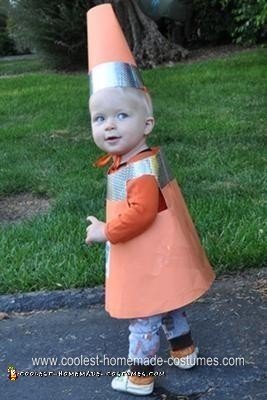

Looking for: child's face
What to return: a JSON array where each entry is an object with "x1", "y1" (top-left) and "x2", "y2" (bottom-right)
[{"x1": 89, "y1": 87, "x2": 154, "y2": 160}]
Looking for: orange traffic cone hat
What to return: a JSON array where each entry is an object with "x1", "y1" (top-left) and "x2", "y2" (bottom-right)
[{"x1": 87, "y1": 3, "x2": 145, "y2": 95}]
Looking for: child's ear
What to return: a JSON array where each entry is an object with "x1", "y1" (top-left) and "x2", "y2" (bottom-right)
[{"x1": 144, "y1": 117, "x2": 155, "y2": 135}]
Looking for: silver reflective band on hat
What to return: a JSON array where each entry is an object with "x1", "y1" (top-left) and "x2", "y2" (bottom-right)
[{"x1": 89, "y1": 61, "x2": 144, "y2": 95}]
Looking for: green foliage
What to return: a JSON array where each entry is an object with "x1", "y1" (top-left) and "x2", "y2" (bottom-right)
[
  {"x1": 8, "y1": 0, "x2": 96, "y2": 70},
  {"x1": 0, "y1": 4, "x2": 16, "y2": 56},
  {"x1": 192, "y1": 0, "x2": 267, "y2": 45},
  {"x1": 191, "y1": 0, "x2": 233, "y2": 44},
  {"x1": 226, "y1": 0, "x2": 267, "y2": 45}
]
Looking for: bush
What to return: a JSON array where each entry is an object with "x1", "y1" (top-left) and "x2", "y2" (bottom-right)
[
  {"x1": 0, "y1": 7, "x2": 16, "y2": 56},
  {"x1": 191, "y1": 0, "x2": 267, "y2": 46},
  {"x1": 226, "y1": 0, "x2": 267, "y2": 45},
  {"x1": 191, "y1": 0, "x2": 233, "y2": 45}
]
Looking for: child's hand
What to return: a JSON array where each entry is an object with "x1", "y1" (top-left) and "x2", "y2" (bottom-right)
[{"x1": 85, "y1": 216, "x2": 107, "y2": 245}]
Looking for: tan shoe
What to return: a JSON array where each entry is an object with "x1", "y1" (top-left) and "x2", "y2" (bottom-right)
[{"x1": 170, "y1": 345, "x2": 199, "y2": 369}]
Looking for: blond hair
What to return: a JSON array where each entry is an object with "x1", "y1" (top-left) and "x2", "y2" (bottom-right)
[{"x1": 120, "y1": 87, "x2": 153, "y2": 117}]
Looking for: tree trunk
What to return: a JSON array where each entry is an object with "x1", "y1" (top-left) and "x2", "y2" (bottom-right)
[{"x1": 95, "y1": 0, "x2": 188, "y2": 68}]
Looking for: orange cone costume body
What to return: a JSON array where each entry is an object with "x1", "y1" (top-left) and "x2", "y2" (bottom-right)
[{"x1": 87, "y1": 4, "x2": 215, "y2": 319}]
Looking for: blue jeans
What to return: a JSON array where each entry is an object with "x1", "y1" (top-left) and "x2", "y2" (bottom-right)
[{"x1": 128, "y1": 308, "x2": 190, "y2": 362}]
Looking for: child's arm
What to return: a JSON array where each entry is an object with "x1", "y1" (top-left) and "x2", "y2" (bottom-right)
[
  {"x1": 105, "y1": 174, "x2": 159, "y2": 243},
  {"x1": 85, "y1": 174, "x2": 159, "y2": 245}
]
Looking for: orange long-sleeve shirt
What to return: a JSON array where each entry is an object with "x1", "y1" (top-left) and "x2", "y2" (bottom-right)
[{"x1": 104, "y1": 148, "x2": 167, "y2": 244}]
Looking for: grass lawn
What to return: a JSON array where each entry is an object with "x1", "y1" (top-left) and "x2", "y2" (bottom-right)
[
  {"x1": 0, "y1": 56, "x2": 46, "y2": 76},
  {"x1": 0, "y1": 49, "x2": 266, "y2": 294}
]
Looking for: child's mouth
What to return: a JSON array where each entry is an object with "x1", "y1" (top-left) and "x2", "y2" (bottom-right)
[{"x1": 106, "y1": 136, "x2": 121, "y2": 142}]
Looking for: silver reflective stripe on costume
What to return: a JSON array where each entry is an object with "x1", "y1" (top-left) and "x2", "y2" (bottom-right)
[
  {"x1": 107, "y1": 150, "x2": 173, "y2": 201},
  {"x1": 157, "y1": 148, "x2": 173, "y2": 188},
  {"x1": 105, "y1": 241, "x2": 111, "y2": 278},
  {"x1": 89, "y1": 62, "x2": 145, "y2": 95}
]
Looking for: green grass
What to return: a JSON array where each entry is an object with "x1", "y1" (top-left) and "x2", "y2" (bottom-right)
[
  {"x1": 0, "y1": 56, "x2": 47, "y2": 76},
  {"x1": 0, "y1": 49, "x2": 266, "y2": 294}
]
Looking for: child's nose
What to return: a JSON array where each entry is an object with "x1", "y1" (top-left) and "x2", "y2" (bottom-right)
[{"x1": 105, "y1": 118, "x2": 115, "y2": 130}]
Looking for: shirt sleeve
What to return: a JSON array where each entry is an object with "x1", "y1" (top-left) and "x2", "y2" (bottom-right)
[{"x1": 105, "y1": 175, "x2": 159, "y2": 244}]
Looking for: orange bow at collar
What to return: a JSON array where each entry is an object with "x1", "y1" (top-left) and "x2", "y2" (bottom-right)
[{"x1": 93, "y1": 153, "x2": 121, "y2": 171}]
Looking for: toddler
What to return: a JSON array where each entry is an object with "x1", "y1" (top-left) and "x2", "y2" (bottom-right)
[{"x1": 85, "y1": 4, "x2": 215, "y2": 396}]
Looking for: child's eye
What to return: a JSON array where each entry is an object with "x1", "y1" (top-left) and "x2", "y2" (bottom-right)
[
  {"x1": 117, "y1": 112, "x2": 128, "y2": 120},
  {"x1": 94, "y1": 115, "x2": 104, "y2": 123}
]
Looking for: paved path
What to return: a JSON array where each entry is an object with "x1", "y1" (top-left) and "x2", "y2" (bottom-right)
[{"x1": 0, "y1": 269, "x2": 266, "y2": 399}]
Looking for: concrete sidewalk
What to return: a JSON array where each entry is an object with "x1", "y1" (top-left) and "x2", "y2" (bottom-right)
[{"x1": 0, "y1": 269, "x2": 266, "y2": 400}]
